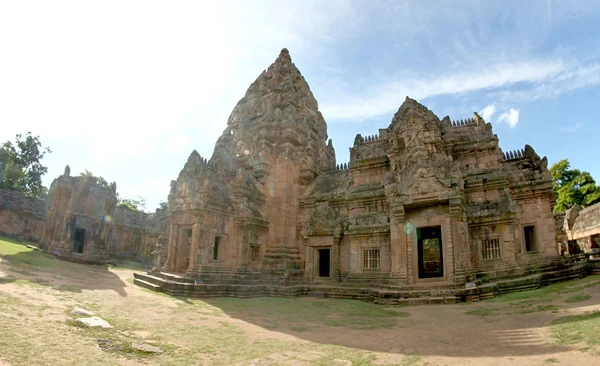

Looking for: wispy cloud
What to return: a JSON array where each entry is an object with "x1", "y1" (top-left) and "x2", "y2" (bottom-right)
[
  {"x1": 320, "y1": 59, "x2": 565, "y2": 120},
  {"x1": 559, "y1": 123, "x2": 583, "y2": 133},
  {"x1": 479, "y1": 103, "x2": 496, "y2": 122},
  {"x1": 497, "y1": 108, "x2": 520, "y2": 129},
  {"x1": 494, "y1": 62, "x2": 600, "y2": 103}
]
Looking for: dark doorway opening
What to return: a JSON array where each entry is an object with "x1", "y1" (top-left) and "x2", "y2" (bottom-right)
[
  {"x1": 417, "y1": 226, "x2": 443, "y2": 278},
  {"x1": 214, "y1": 236, "x2": 221, "y2": 260},
  {"x1": 73, "y1": 228, "x2": 86, "y2": 253},
  {"x1": 318, "y1": 248, "x2": 330, "y2": 277},
  {"x1": 524, "y1": 225, "x2": 536, "y2": 252}
]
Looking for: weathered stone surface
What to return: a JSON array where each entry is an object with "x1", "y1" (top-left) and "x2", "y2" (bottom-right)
[
  {"x1": 0, "y1": 190, "x2": 46, "y2": 241},
  {"x1": 71, "y1": 307, "x2": 94, "y2": 316},
  {"x1": 76, "y1": 316, "x2": 112, "y2": 329},
  {"x1": 557, "y1": 202, "x2": 600, "y2": 254},
  {"x1": 38, "y1": 172, "x2": 168, "y2": 263},
  {"x1": 131, "y1": 343, "x2": 163, "y2": 354}
]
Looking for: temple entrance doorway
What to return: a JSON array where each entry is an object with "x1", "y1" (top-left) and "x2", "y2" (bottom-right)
[
  {"x1": 73, "y1": 228, "x2": 85, "y2": 253},
  {"x1": 417, "y1": 226, "x2": 443, "y2": 278},
  {"x1": 318, "y1": 248, "x2": 330, "y2": 277},
  {"x1": 175, "y1": 228, "x2": 192, "y2": 273}
]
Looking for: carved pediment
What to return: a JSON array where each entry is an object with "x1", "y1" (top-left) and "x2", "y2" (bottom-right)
[{"x1": 308, "y1": 203, "x2": 345, "y2": 235}]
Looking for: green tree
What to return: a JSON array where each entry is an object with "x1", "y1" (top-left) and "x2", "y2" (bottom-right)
[
  {"x1": 0, "y1": 132, "x2": 51, "y2": 197},
  {"x1": 117, "y1": 196, "x2": 147, "y2": 212},
  {"x1": 550, "y1": 159, "x2": 600, "y2": 212},
  {"x1": 79, "y1": 170, "x2": 111, "y2": 189}
]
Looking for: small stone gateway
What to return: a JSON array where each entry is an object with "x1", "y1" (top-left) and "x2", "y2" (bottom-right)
[{"x1": 125, "y1": 48, "x2": 586, "y2": 303}]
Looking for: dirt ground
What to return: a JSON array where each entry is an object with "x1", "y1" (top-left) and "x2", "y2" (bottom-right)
[{"x1": 1, "y1": 239, "x2": 600, "y2": 366}]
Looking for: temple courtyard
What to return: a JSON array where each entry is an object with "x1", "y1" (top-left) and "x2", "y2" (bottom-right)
[{"x1": 1, "y1": 236, "x2": 600, "y2": 366}]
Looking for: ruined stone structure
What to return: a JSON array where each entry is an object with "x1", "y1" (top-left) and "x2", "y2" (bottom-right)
[
  {"x1": 134, "y1": 49, "x2": 587, "y2": 303},
  {"x1": 0, "y1": 190, "x2": 46, "y2": 242},
  {"x1": 37, "y1": 166, "x2": 167, "y2": 263},
  {"x1": 556, "y1": 203, "x2": 600, "y2": 261}
]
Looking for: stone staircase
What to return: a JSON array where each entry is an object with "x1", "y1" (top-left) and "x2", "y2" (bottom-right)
[
  {"x1": 132, "y1": 255, "x2": 591, "y2": 305},
  {"x1": 133, "y1": 272, "x2": 459, "y2": 304}
]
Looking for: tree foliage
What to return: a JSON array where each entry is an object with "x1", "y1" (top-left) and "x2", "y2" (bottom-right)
[
  {"x1": 158, "y1": 200, "x2": 168, "y2": 211},
  {"x1": 0, "y1": 132, "x2": 51, "y2": 197},
  {"x1": 551, "y1": 159, "x2": 600, "y2": 212},
  {"x1": 117, "y1": 196, "x2": 146, "y2": 212},
  {"x1": 80, "y1": 170, "x2": 111, "y2": 189}
]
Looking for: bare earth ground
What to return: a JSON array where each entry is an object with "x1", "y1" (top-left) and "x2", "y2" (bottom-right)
[{"x1": 1, "y1": 238, "x2": 600, "y2": 366}]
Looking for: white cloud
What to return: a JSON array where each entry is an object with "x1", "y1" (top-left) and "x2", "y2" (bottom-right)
[
  {"x1": 479, "y1": 103, "x2": 496, "y2": 122},
  {"x1": 495, "y1": 62, "x2": 600, "y2": 103},
  {"x1": 320, "y1": 59, "x2": 565, "y2": 120},
  {"x1": 497, "y1": 108, "x2": 520, "y2": 128}
]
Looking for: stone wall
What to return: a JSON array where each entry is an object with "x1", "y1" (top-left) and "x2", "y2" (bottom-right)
[
  {"x1": 559, "y1": 203, "x2": 600, "y2": 253},
  {"x1": 0, "y1": 190, "x2": 46, "y2": 241},
  {"x1": 111, "y1": 207, "x2": 168, "y2": 261},
  {"x1": 0, "y1": 168, "x2": 168, "y2": 264}
]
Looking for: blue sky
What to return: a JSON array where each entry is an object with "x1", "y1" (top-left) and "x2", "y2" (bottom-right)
[{"x1": 1, "y1": 0, "x2": 599, "y2": 211}]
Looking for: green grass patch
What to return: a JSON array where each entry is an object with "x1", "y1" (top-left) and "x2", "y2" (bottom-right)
[
  {"x1": 203, "y1": 297, "x2": 410, "y2": 330},
  {"x1": 551, "y1": 310, "x2": 600, "y2": 352},
  {"x1": 514, "y1": 304, "x2": 560, "y2": 314},
  {"x1": 401, "y1": 355, "x2": 423, "y2": 365},
  {"x1": 0, "y1": 237, "x2": 59, "y2": 269},
  {"x1": 488, "y1": 275, "x2": 600, "y2": 304},
  {"x1": 13, "y1": 278, "x2": 51, "y2": 288},
  {"x1": 565, "y1": 293, "x2": 592, "y2": 303}
]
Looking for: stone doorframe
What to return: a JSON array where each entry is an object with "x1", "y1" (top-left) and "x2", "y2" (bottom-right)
[
  {"x1": 305, "y1": 235, "x2": 339, "y2": 283},
  {"x1": 406, "y1": 216, "x2": 454, "y2": 284},
  {"x1": 163, "y1": 222, "x2": 202, "y2": 275}
]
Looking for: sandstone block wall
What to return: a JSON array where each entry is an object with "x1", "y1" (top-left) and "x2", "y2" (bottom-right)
[{"x1": 0, "y1": 190, "x2": 46, "y2": 241}]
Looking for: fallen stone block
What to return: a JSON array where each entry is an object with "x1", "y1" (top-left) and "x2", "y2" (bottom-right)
[
  {"x1": 132, "y1": 343, "x2": 163, "y2": 354},
  {"x1": 76, "y1": 316, "x2": 112, "y2": 329}
]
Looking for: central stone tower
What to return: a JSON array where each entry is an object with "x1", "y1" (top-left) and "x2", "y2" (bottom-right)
[{"x1": 165, "y1": 49, "x2": 335, "y2": 282}]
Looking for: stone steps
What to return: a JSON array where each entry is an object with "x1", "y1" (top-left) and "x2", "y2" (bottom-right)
[
  {"x1": 134, "y1": 278, "x2": 161, "y2": 291},
  {"x1": 156, "y1": 272, "x2": 195, "y2": 284},
  {"x1": 132, "y1": 258, "x2": 591, "y2": 305},
  {"x1": 134, "y1": 272, "x2": 168, "y2": 286}
]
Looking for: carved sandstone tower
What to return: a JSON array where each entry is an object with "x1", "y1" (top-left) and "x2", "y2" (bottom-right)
[{"x1": 165, "y1": 49, "x2": 335, "y2": 281}]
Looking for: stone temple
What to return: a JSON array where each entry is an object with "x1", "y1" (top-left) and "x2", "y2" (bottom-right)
[
  {"x1": 132, "y1": 49, "x2": 587, "y2": 303},
  {"x1": 0, "y1": 48, "x2": 588, "y2": 303}
]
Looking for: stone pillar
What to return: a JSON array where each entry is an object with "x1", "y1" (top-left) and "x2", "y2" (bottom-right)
[
  {"x1": 449, "y1": 198, "x2": 465, "y2": 284},
  {"x1": 332, "y1": 233, "x2": 341, "y2": 282},
  {"x1": 186, "y1": 223, "x2": 200, "y2": 276},
  {"x1": 390, "y1": 204, "x2": 407, "y2": 284},
  {"x1": 163, "y1": 224, "x2": 179, "y2": 272}
]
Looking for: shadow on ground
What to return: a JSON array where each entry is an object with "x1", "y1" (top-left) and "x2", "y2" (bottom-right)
[
  {"x1": 199, "y1": 286, "x2": 600, "y2": 358},
  {"x1": 0, "y1": 237, "x2": 130, "y2": 296}
]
